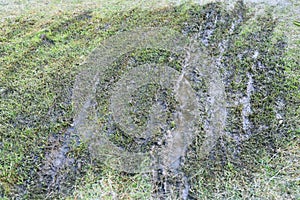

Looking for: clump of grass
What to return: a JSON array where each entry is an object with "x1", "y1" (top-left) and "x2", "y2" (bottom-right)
[{"x1": 293, "y1": 20, "x2": 300, "y2": 26}]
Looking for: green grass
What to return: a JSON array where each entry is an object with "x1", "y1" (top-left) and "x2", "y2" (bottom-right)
[
  {"x1": 67, "y1": 166, "x2": 153, "y2": 200},
  {"x1": 0, "y1": 1, "x2": 299, "y2": 199}
]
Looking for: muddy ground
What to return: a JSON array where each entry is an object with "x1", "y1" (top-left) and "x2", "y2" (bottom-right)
[{"x1": 0, "y1": 0, "x2": 299, "y2": 199}]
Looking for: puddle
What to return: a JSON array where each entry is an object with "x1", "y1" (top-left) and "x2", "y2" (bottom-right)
[
  {"x1": 240, "y1": 72, "x2": 254, "y2": 140},
  {"x1": 38, "y1": 127, "x2": 76, "y2": 197}
]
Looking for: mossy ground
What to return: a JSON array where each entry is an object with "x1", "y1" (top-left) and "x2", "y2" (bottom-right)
[{"x1": 0, "y1": 1, "x2": 299, "y2": 199}]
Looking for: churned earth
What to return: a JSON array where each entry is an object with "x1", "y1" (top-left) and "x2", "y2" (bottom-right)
[{"x1": 0, "y1": 0, "x2": 299, "y2": 199}]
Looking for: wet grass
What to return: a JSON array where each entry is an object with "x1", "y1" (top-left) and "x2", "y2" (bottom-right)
[
  {"x1": 0, "y1": 4, "x2": 189, "y2": 199},
  {"x1": 0, "y1": 1, "x2": 299, "y2": 199}
]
